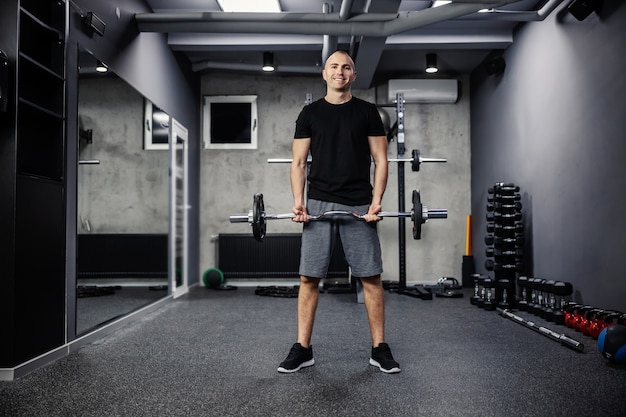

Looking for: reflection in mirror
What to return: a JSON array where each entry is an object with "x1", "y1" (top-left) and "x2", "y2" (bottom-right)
[{"x1": 76, "y1": 46, "x2": 169, "y2": 335}]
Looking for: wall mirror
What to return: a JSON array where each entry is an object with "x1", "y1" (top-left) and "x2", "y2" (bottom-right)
[{"x1": 76, "y1": 46, "x2": 170, "y2": 335}]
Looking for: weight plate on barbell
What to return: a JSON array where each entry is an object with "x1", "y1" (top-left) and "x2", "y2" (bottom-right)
[
  {"x1": 411, "y1": 149, "x2": 421, "y2": 172},
  {"x1": 412, "y1": 189, "x2": 422, "y2": 240},
  {"x1": 252, "y1": 193, "x2": 266, "y2": 242}
]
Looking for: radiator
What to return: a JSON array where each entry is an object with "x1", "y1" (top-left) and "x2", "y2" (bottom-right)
[
  {"x1": 77, "y1": 233, "x2": 168, "y2": 279},
  {"x1": 218, "y1": 233, "x2": 349, "y2": 279}
]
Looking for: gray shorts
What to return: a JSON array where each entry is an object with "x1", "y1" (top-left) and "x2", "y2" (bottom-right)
[{"x1": 299, "y1": 199, "x2": 383, "y2": 278}]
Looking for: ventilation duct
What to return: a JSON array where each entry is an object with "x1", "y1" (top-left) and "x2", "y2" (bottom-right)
[{"x1": 135, "y1": 1, "x2": 529, "y2": 35}]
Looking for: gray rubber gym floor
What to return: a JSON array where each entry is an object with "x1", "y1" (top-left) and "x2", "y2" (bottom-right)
[{"x1": 1, "y1": 285, "x2": 625, "y2": 417}]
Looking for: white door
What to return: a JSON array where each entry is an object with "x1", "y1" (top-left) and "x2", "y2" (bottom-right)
[{"x1": 169, "y1": 118, "x2": 189, "y2": 298}]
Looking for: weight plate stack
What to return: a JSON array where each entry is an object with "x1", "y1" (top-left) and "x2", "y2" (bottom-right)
[{"x1": 485, "y1": 182, "x2": 523, "y2": 308}]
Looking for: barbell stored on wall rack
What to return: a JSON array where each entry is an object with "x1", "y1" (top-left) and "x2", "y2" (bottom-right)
[
  {"x1": 229, "y1": 191, "x2": 447, "y2": 242},
  {"x1": 267, "y1": 149, "x2": 446, "y2": 172}
]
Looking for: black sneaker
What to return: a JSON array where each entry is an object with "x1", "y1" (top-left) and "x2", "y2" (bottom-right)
[
  {"x1": 369, "y1": 343, "x2": 401, "y2": 373},
  {"x1": 277, "y1": 343, "x2": 315, "y2": 373}
]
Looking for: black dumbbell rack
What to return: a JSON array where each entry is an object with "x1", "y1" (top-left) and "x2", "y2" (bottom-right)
[{"x1": 484, "y1": 183, "x2": 524, "y2": 308}]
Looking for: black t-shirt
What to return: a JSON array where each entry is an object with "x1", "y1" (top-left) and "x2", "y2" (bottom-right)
[{"x1": 294, "y1": 97, "x2": 385, "y2": 206}]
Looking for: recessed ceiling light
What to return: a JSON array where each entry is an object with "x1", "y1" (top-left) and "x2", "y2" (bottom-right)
[
  {"x1": 432, "y1": 1, "x2": 452, "y2": 7},
  {"x1": 217, "y1": 0, "x2": 281, "y2": 12}
]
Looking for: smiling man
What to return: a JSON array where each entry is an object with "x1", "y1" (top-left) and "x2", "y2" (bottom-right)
[{"x1": 278, "y1": 50, "x2": 400, "y2": 374}]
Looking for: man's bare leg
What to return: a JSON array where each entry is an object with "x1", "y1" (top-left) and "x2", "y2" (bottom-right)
[
  {"x1": 277, "y1": 275, "x2": 319, "y2": 373},
  {"x1": 361, "y1": 275, "x2": 400, "y2": 373},
  {"x1": 360, "y1": 275, "x2": 385, "y2": 346},
  {"x1": 297, "y1": 275, "x2": 321, "y2": 347}
]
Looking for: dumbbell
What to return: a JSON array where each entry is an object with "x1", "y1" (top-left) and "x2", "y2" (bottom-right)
[
  {"x1": 488, "y1": 193, "x2": 521, "y2": 203},
  {"x1": 485, "y1": 259, "x2": 524, "y2": 272},
  {"x1": 495, "y1": 279, "x2": 515, "y2": 309},
  {"x1": 524, "y1": 278, "x2": 539, "y2": 313},
  {"x1": 485, "y1": 253, "x2": 524, "y2": 263},
  {"x1": 551, "y1": 281, "x2": 574, "y2": 325},
  {"x1": 484, "y1": 235, "x2": 525, "y2": 247},
  {"x1": 528, "y1": 278, "x2": 546, "y2": 316},
  {"x1": 486, "y1": 201, "x2": 523, "y2": 212},
  {"x1": 536, "y1": 280, "x2": 555, "y2": 320},
  {"x1": 486, "y1": 247, "x2": 523, "y2": 258},
  {"x1": 488, "y1": 183, "x2": 520, "y2": 194},
  {"x1": 517, "y1": 276, "x2": 530, "y2": 310},
  {"x1": 475, "y1": 276, "x2": 487, "y2": 308},
  {"x1": 542, "y1": 280, "x2": 573, "y2": 321},
  {"x1": 486, "y1": 223, "x2": 524, "y2": 235},
  {"x1": 480, "y1": 278, "x2": 496, "y2": 310},
  {"x1": 526, "y1": 278, "x2": 546, "y2": 315},
  {"x1": 470, "y1": 274, "x2": 487, "y2": 305},
  {"x1": 486, "y1": 212, "x2": 523, "y2": 222}
]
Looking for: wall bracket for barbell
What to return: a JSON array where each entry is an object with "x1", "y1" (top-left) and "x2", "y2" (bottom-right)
[
  {"x1": 230, "y1": 191, "x2": 447, "y2": 242},
  {"x1": 267, "y1": 149, "x2": 446, "y2": 172}
]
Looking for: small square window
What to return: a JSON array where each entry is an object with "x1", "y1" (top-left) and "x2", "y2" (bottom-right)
[{"x1": 203, "y1": 95, "x2": 258, "y2": 150}]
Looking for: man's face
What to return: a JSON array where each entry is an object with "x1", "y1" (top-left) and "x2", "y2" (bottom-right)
[{"x1": 322, "y1": 52, "x2": 357, "y2": 91}]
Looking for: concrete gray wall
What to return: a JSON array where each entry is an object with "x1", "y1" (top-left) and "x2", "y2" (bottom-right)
[
  {"x1": 78, "y1": 77, "x2": 168, "y2": 234},
  {"x1": 470, "y1": 2, "x2": 626, "y2": 311},
  {"x1": 199, "y1": 73, "x2": 471, "y2": 285}
]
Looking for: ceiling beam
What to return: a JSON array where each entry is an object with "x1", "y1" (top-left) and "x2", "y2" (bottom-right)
[
  {"x1": 166, "y1": 30, "x2": 513, "y2": 53},
  {"x1": 352, "y1": 0, "x2": 402, "y2": 89}
]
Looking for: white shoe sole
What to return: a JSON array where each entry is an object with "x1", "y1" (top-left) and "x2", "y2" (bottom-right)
[{"x1": 277, "y1": 358, "x2": 315, "y2": 373}]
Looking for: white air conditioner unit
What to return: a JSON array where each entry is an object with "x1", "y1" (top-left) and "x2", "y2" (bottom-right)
[{"x1": 387, "y1": 79, "x2": 459, "y2": 104}]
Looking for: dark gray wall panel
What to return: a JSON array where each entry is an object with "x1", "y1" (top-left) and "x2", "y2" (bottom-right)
[{"x1": 470, "y1": 3, "x2": 626, "y2": 311}]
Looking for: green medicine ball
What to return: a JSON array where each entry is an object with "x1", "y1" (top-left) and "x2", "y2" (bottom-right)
[{"x1": 202, "y1": 267, "x2": 224, "y2": 288}]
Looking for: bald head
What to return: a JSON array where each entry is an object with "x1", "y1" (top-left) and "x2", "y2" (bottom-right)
[{"x1": 324, "y1": 50, "x2": 356, "y2": 72}]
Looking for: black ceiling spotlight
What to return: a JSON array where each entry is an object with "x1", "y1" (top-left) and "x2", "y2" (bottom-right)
[
  {"x1": 425, "y1": 53, "x2": 438, "y2": 74},
  {"x1": 95, "y1": 60, "x2": 108, "y2": 73},
  {"x1": 262, "y1": 52, "x2": 275, "y2": 72},
  {"x1": 567, "y1": 0, "x2": 602, "y2": 21}
]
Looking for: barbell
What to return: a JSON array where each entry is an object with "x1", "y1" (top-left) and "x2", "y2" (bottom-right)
[
  {"x1": 229, "y1": 190, "x2": 447, "y2": 242},
  {"x1": 267, "y1": 149, "x2": 446, "y2": 172}
]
